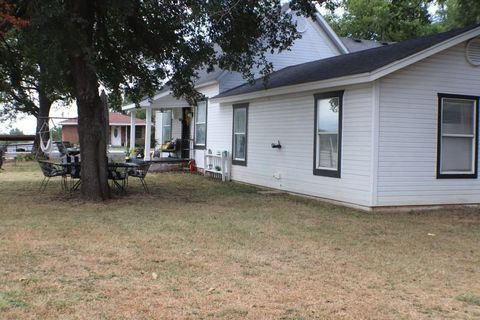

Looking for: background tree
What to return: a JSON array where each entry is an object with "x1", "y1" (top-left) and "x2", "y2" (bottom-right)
[
  {"x1": 437, "y1": 0, "x2": 480, "y2": 29},
  {"x1": 0, "y1": 0, "x2": 29, "y2": 35},
  {"x1": 325, "y1": 0, "x2": 439, "y2": 41},
  {"x1": 7, "y1": 0, "x2": 320, "y2": 200},
  {"x1": 8, "y1": 128, "x2": 24, "y2": 135},
  {"x1": 0, "y1": 1, "x2": 71, "y2": 155}
]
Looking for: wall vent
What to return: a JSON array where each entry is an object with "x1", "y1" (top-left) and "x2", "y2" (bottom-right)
[
  {"x1": 295, "y1": 16, "x2": 308, "y2": 33},
  {"x1": 466, "y1": 37, "x2": 480, "y2": 66}
]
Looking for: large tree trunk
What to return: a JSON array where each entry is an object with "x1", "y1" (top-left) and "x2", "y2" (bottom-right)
[
  {"x1": 68, "y1": 0, "x2": 110, "y2": 201},
  {"x1": 33, "y1": 92, "x2": 52, "y2": 158}
]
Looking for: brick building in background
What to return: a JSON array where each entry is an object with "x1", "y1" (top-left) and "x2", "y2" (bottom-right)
[{"x1": 60, "y1": 112, "x2": 147, "y2": 147}]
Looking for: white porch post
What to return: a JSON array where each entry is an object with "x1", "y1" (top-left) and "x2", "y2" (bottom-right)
[
  {"x1": 130, "y1": 110, "x2": 136, "y2": 152},
  {"x1": 144, "y1": 106, "x2": 152, "y2": 161}
]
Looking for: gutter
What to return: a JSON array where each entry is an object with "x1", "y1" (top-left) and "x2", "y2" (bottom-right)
[{"x1": 211, "y1": 26, "x2": 480, "y2": 104}]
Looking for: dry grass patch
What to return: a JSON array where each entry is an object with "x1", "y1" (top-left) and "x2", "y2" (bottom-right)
[{"x1": 0, "y1": 161, "x2": 479, "y2": 319}]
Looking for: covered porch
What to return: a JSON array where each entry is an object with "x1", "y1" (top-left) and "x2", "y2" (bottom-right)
[{"x1": 122, "y1": 87, "x2": 196, "y2": 163}]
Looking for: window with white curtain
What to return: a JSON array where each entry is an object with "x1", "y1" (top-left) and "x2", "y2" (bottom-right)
[
  {"x1": 195, "y1": 101, "x2": 207, "y2": 148},
  {"x1": 438, "y1": 94, "x2": 478, "y2": 178},
  {"x1": 314, "y1": 91, "x2": 343, "y2": 178},
  {"x1": 161, "y1": 110, "x2": 172, "y2": 143},
  {"x1": 232, "y1": 104, "x2": 248, "y2": 165}
]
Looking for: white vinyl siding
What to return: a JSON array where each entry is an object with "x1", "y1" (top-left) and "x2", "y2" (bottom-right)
[
  {"x1": 218, "y1": 17, "x2": 341, "y2": 93},
  {"x1": 193, "y1": 84, "x2": 221, "y2": 169},
  {"x1": 222, "y1": 84, "x2": 373, "y2": 207},
  {"x1": 376, "y1": 42, "x2": 480, "y2": 206},
  {"x1": 263, "y1": 17, "x2": 340, "y2": 72}
]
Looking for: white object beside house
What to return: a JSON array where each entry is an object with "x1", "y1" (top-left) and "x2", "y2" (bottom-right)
[
  {"x1": 123, "y1": 10, "x2": 480, "y2": 210},
  {"x1": 204, "y1": 150, "x2": 231, "y2": 182}
]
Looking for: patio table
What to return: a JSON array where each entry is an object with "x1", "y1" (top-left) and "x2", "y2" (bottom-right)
[
  {"x1": 50, "y1": 161, "x2": 139, "y2": 193},
  {"x1": 107, "y1": 162, "x2": 139, "y2": 194}
]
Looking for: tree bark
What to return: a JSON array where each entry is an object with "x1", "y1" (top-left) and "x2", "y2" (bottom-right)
[{"x1": 68, "y1": 0, "x2": 110, "y2": 200}]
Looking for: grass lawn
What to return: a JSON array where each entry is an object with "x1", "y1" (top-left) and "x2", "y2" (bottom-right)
[{"x1": 1, "y1": 161, "x2": 479, "y2": 319}]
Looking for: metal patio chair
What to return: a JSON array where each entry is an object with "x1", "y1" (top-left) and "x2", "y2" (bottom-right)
[
  {"x1": 108, "y1": 165, "x2": 129, "y2": 194},
  {"x1": 69, "y1": 161, "x2": 82, "y2": 192},
  {"x1": 38, "y1": 160, "x2": 67, "y2": 192},
  {"x1": 128, "y1": 161, "x2": 151, "y2": 193}
]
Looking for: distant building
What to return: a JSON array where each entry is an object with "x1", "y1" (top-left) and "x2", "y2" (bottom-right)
[{"x1": 60, "y1": 112, "x2": 147, "y2": 147}]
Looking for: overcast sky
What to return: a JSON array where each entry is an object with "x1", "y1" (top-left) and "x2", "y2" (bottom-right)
[{"x1": 0, "y1": 103, "x2": 77, "y2": 134}]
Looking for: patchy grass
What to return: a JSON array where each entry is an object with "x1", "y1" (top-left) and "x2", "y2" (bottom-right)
[
  {"x1": 0, "y1": 161, "x2": 480, "y2": 319},
  {"x1": 457, "y1": 293, "x2": 480, "y2": 306},
  {"x1": 0, "y1": 291, "x2": 29, "y2": 311}
]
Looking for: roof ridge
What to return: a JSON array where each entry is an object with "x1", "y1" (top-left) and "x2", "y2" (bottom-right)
[{"x1": 215, "y1": 23, "x2": 480, "y2": 99}]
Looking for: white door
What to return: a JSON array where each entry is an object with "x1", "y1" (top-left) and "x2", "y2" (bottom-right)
[{"x1": 111, "y1": 126, "x2": 122, "y2": 146}]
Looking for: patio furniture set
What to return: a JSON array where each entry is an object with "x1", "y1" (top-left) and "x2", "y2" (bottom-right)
[{"x1": 38, "y1": 157, "x2": 151, "y2": 194}]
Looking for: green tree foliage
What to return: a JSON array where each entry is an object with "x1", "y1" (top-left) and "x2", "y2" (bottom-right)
[
  {"x1": 8, "y1": 128, "x2": 24, "y2": 135},
  {"x1": 50, "y1": 126, "x2": 62, "y2": 141},
  {"x1": 438, "y1": 0, "x2": 480, "y2": 28},
  {"x1": 0, "y1": 0, "x2": 29, "y2": 35},
  {"x1": 5, "y1": 0, "x2": 320, "y2": 200},
  {"x1": 326, "y1": 0, "x2": 438, "y2": 41},
  {"x1": 0, "y1": 1, "x2": 72, "y2": 154}
]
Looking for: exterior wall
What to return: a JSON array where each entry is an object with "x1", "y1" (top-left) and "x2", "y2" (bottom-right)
[
  {"x1": 193, "y1": 84, "x2": 221, "y2": 168},
  {"x1": 376, "y1": 42, "x2": 480, "y2": 206},
  {"x1": 217, "y1": 84, "x2": 374, "y2": 207},
  {"x1": 265, "y1": 17, "x2": 340, "y2": 71},
  {"x1": 218, "y1": 17, "x2": 341, "y2": 93},
  {"x1": 61, "y1": 125, "x2": 79, "y2": 143}
]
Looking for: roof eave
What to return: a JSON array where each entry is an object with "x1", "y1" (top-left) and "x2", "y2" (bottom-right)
[
  {"x1": 212, "y1": 25, "x2": 480, "y2": 104},
  {"x1": 211, "y1": 72, "x2": 372, "y2": 104},
  {"x1": 121, "y1": 80, "x2": 218, "y2": 111},
  {"x1": 370, "y1": 26, "x2": 480, "y2": 80}
]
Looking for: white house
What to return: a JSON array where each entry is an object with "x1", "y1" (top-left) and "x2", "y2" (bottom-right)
[
  {"x1": 213, "y1": 24, "x2": 480, "y2": 210},
  {"x1": 124, "y1": 12, "x2": 480, "y2": 210},
  {"x1": 123, "y1": 12, "x2": 351, "y2": 163}
]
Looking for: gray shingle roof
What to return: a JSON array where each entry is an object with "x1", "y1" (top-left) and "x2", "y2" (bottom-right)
[
  {"x1": 340, "y1": 37, "x2": 394, "y2": 52},
  {"x1": 215, "y1": 25, "x2": 480, "y2": 99}
]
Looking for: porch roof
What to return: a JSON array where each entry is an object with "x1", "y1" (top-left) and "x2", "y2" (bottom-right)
[{"x1": 122, "y1": 85, "x2": 190, "y2": 112}]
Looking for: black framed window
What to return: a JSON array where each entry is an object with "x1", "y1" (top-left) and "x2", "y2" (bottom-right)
[
  {"x1": 194, "y1": 101, "x2": 207, "y2": 149},
  {"x1": 162, "y1": 110, "x2": 172, "y2": 143},
  {"x1": 232, "y1": 103, "x2": 248, "y2": 166},
  {"x1": 313, "y1": 91, "x2": 343, "y2": 178},
  {"x1": 437, "y1": 93, "x2": 478, "y2": 179}
]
